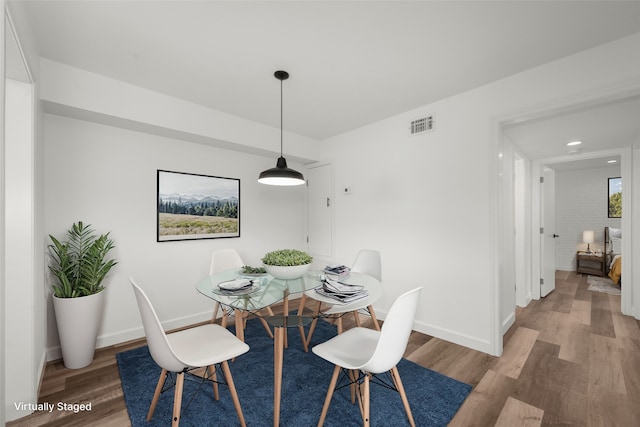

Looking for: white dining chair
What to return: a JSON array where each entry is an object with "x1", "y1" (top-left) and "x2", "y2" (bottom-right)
[
  {"x1": 130, "y1": 277, "x2": 249, "y2": 427},
  {"x1": 301, "y1": 250, "x2": 382, "y2": 347},
  {"x1": 209, "y1": 249, "x2": 274, "y2": 339},
  {"x1": 312, "y1": 287, "x2": 422, "y2": 427},
  {"x1": 349, "y1": 249, "x2": 382, "y2": 327},
  {"x1": 209, "y1": 249, "x2": 244, "y2": 324}
]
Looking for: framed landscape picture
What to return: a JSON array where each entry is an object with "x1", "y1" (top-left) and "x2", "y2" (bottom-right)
[{"x1": 157, "y1": 170, "x2": 240, "y2": 241}]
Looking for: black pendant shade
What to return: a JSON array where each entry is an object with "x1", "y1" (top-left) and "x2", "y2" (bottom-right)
[
  {"x1": 258, "y1": 156, "x2": 305, "y2": 185},
  {"x1": 258, "y1": 70, "x2": 306, "y2": 186}
]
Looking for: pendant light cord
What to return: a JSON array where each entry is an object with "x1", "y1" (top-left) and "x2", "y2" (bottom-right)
[{"x1": 280, "y1": 77, "x2": 284, "y2": 158}]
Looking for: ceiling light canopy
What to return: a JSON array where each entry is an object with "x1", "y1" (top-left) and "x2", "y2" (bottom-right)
[{"x1": 258, "y1": 70, "x2": 306, "y2": 186}]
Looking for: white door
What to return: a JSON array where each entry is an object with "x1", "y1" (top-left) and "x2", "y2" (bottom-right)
[
  {"x1": 540, "y1": 167, "x2": 556, "y2": 297},
  {"x1": 307, "y1": 164, "x2": 333, "y2": 258}
]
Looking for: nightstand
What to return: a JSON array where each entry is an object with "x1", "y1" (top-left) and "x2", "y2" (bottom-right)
[{"x1": 576, "y1": 252, "x2": 606, "y2": 277}]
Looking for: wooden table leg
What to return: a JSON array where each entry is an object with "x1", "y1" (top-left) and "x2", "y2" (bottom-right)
[
  {"x1": 273, "y1": 326, "x2": 284, "y2": 427},
  {"x1": 282, "y1": 289, "x2": 290, "y2": 349}
]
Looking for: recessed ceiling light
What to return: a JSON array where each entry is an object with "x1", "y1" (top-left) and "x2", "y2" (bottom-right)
[
  {"x1": 608, "y1": 160, "x2": 617, "y2": 164},
  {"x1": 567, "y1": 141, "x2": 582, "y2": 146}
]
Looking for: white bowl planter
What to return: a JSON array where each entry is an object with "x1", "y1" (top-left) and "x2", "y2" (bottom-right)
[
  {"x1": 265, "y1": 264, "x2": 311, "y2": 280},
  {"x1": 53, "y1": 291, "x2": 105, "y2": 369}
]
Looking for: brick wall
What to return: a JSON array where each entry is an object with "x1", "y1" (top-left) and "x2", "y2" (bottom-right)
[{"x1": 555, "y1": 165, "x2": 622, "y2": 271}]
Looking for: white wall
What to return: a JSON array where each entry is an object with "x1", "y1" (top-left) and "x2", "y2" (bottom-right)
[
  {"x1": 44, "y1": 114, "x2": 307, "y2": 358},
  {"x1": 318, "y1": 33, "x2": 640, "y2": 355},
  {"x1": 4, "y1": 78, "x2": 37, "y2": 420},
  {"x1": 3, "y1": 1, "x2": 46, "y2": 421},
  {"x1": 1, "y1": 5, "x2": 6, "y2": 424},
  {"x1": 555, "y1": 165, "x2": 622, "y2": 271}
]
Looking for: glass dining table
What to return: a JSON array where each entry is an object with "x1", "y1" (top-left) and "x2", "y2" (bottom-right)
[
  {"x1": 195, "y1": 268, "x2": 382, "y2": 343},
  {"x1": 195, "y1": 268, "x2": 382, "y2": 427}
]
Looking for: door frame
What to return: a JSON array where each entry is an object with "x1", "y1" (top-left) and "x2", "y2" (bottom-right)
[
  {"x1": 494, "y1": 82, "x2": 640, "y2": 356},
  {"x1": 531, "y1": 148, "x2": 632, "y2": 313},
  {"x1": 539, "y1": 166, "x2": 556, "y2": 298}
]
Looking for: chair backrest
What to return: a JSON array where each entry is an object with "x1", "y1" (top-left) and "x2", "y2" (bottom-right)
[
  {"x1": 130, "y1": 277, "x2": 187, "y2": 372},
  {"x1": 209, "y1": 249, "x2": 244, "y2": 275},
  {"x1": 362, "y1": 287, "x2": 422, "y2": 374},
  {"x1": 351, "y1": 249, "x2": 381, "y2": 281}
]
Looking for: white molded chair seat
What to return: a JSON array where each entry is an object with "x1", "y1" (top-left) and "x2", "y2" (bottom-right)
[
  {"x1": 312, "y1": 287, "x2": 422, "y2": 427},
  {"x1": 130, "y1": 277, "x2": 250, "y2": 427}
]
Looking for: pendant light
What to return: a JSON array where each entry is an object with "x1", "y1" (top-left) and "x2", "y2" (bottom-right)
[{"x1": 258, "y1": 70, "x2": 306, "y2": 186}]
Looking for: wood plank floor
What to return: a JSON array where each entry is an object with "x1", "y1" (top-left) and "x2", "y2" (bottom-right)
[{"x1": 8, "y1": 271, "x2": 640, "y2": 426}]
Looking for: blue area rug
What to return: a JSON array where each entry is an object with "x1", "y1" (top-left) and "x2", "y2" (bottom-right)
[{"x1": 117, "y1": 317, "x2": 471, "y2": 426}]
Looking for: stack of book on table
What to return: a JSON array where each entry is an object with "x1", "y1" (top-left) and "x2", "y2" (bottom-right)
[
  {"x1": 323, "y1": 265, "x2": 351, "y2": 280},
  {"x1": 315, "y1": 277, "x2": 368, "y2": 304}
]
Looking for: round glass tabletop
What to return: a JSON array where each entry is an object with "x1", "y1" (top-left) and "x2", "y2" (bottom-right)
[{"x1": 196, "y1": 269, "x2": 382, "y2": 313}]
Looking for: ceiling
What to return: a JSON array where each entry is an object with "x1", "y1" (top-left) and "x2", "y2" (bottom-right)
[
  {"x1": 504, "y1": 94, "x2": 640, "y2": 170},
  {"x1": 16, "y1": 1, "x2": 640, "y2": 154}
]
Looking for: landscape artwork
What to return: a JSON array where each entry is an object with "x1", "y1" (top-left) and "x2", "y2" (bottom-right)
[{"x1": 157, "y1": 170, "x2": 240, "y2": 241}]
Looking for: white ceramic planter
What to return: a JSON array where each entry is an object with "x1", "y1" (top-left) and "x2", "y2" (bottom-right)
[
  {"x1": 53, "y1": 290, "x2": 105, "y2": 369},
  {"x1": 264, "y1": 264, "x2": 311, "y2": 280}
]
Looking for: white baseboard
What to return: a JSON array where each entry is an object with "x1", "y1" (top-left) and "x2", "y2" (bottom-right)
[
  {"x1": 502, "y1": 312, "x2": 516, "y2": 334},
  {"x1": 374, "y1": 308, "x2": 494, "y2": 355}
]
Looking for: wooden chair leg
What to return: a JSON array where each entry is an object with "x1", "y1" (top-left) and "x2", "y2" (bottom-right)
[
  {"x1": 172, "y1": 372, "x2": 184, "y2": 427},
  {"x1": 355, "y1": 371, "x2": 365, "y2": 416},
  {"x1": 221, "y1": 308, "x2": 229, "y2": 328},
  {"x1": 255, "y1": 311, "x2": 275, "y2": 339},
  {"x1": 318, "y1": 365, "x2": 341, "y2": 427},
  {"x1": 147, "y1": 368, "x2": 168, "y2": 421},
  {"x1": 234, "y1": 309, "x2": 245, "y2": 342},
  {"x1": 211, "y1": 302, "x2": 220, "y2": 324},
  {"x1": 209, "y1": 365, "x2": 219, "y2": 401},
  {"x1": 368, "y1": 305, "x2": 381, "y2": 331},
  {"x1": 353, "y1": 310, "x2": 362, "y2": 327},
  {"x1": 221, "y1": 360, "x2": 247, "y2": 427},
  {"x1": 391, "y1": 366, "x2": 416, "y2": 427},
  {"x1": 305, "y1": 300, "x2": 323, "y2": 348},
  {"x1": 298, "y1": 324, "x2": 309, "y2": 352},
  {"x1": 349, "y1": 369, "x2": 357, "y2": 404},
  {"x1": 297, "y1": 293, "x2": 307, "y2": 315},
  {"x1": 362, "y1": 373, "x2": 370, "y2": 427}
]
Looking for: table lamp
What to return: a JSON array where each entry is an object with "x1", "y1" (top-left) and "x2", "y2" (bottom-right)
[{"x1": 583, "y1": 230, "x2": 595, "y2": 254}]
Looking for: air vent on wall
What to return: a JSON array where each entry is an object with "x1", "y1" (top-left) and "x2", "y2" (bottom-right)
[{"x1": 409, "y1": 115, "x2": 434, "y2": 135}]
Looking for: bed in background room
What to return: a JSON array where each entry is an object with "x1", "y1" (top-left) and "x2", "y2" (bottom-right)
[{"x1": 605, "y1": 226, "x2": 622, "y2": 285}]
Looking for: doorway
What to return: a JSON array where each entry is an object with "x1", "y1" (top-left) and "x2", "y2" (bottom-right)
[
  {"x1": 498, "y1": 87, "x2": 639, "y2": 350},
  {"x1": 532, "y1": 149, "x2": 630, "y2": 312}
]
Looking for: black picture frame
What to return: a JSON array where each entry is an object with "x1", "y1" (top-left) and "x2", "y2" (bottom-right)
[
  {"x1": 608, "y1": 177, "x2": 621, "y2": 218},
  {"x1": 157, "y1": 170, "x2": 240, "y2": 241}
]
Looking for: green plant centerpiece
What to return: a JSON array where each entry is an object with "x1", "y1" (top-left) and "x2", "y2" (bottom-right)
[
  {"x1": 262, "y1": 249, "x2": 313, "y2": 280},
  {"x1": 48, "y1": 221, "x2": 117, "y2": 369}
]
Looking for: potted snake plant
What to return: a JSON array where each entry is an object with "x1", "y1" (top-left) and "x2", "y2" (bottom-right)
[{"x1": 48, "y1": 221, "x2": 117, "y2": 368}]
